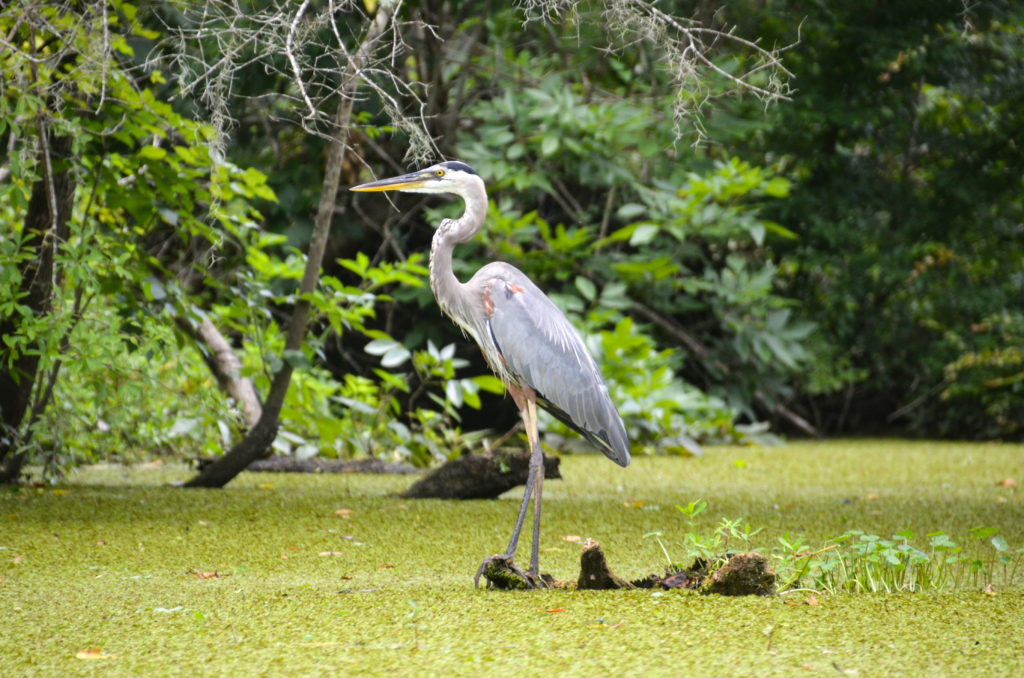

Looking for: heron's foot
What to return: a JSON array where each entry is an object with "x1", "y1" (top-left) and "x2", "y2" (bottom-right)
[{"x1": 474, "y1": 554, "x2": 549, "y2": 590}]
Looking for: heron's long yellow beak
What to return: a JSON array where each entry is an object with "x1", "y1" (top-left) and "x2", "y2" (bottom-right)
[{"x1": 350, "y1": 171, "x2": 432, "y2": 192}]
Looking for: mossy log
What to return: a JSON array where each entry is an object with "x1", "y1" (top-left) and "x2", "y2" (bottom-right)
[
  {"x1": 249, "y1": 457, "x2": 420, "y2": 474},
  {"x1": 579, "y1": 547, "x2": 776, "y2": 595},
  {"x1": 698, "y1": 552, "x2": 777, "y2": 596},
  {"x1": 399, "y1": 450, "x2": 561, "y2": 500},
  {"x1": 194, "y1": 455, "x2": 420, "y2": 475},
  {"x1": 478, "y1": 555, "x2": 555, "y2": 590}
]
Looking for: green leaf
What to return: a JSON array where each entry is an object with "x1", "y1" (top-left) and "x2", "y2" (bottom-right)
[
  {"x1": 629, "y1": 223, "x2": 659, "y2": 246},
  {"x1": 472, "y1": 374, "x2": 506, "y2": 394},
  {"x1": 445, "y1": 380, "x2": 463, "y2": 408},
  {"x1": 143, "y1": 277, "x2": 166, "y2": 301},
  {"x1": 158, "y1": 208, "x2": 179, "y2": 226},
  {"x1": 762, "y1": 220, "x2": 798, "y2": 240},
  {"x1": 282, "y1": 349, "x2": 311, "y2": 369},
  {"x1": 748, "y1": 222, "x2": 765, "y2": 246},
  {"x1": 138, "y1": 145, "x2": 167, "y2": 160},
  {"x1": 461, "y1": 381, "x2": 482, "y2": 409},
  {"x1": 540, "y1": 136, "x2": 559, "y2": 156},
  {"x1": 575, "y1": 276, "x2": 596, "y2": 302},
  {"x1": 364, "y1": 338, "x2": 399, "y2": 355},
  {"x1": 616, "y1": 203, "x2": 647, "y2": 220},
  {"x1": 117, "y1": 1, "x2": 138, "y2": 20},
  {"x1": 381, "y1": 347, "x2": 411, "y2": 368},
  {"x1": 763, "y1": 176, "x2": 790, "y2": 198},
  {"x1": 111, "y1": 36, "x2": 135, "y2": 57}
]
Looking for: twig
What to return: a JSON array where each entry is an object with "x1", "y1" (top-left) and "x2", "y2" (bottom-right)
[
  {"x1": 887, "y1": 379, "x2": 949, "y2": 423},
  {"x1": 484, "y1": 421, "x2": 524, "y2": 453},
  {"x1": 597, "y1": 184, "x2": 617, "y2": 245},
  {"x1": 285, "y1": 0, "x2": 317, "y2": 121},
  {"x1": 631, "y1": 300, "x2": 711, "y2": 360},
  {"x1": 636, "y1": 0, "x2": 794, "y2": 101},
  {"x1": 755, "y1": 390, "x2": 821, "y2": 438}
]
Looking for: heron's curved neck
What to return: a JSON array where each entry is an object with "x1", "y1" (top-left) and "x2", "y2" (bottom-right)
[{"x1": 429, "y1": 176, "x2": 488, "y2": 322}]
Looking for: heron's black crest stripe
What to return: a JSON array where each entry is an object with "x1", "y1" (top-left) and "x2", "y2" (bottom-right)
[
  {"x1": 485, "y1": 318, "x2": 504, "y2": 362},
  {"x1": 438, "y1": 161, "x2": 477, "y2": 175}
]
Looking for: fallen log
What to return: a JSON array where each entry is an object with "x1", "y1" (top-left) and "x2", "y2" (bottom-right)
[
  {"x1": 194, "y1": 455, "x2": 420, "y2": 475},
  {"x1": 399, "y1": 450, "x2": 561, "y2": 500}
]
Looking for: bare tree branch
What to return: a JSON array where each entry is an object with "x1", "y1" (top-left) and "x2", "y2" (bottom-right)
[
  {"x1": 159, "y1": 0, "x2": 434, "y2": 161},
  {"x1": 596, "y1": 0, "x2": 797, "y2": 143},
  {"x1": 285, "y1": 0, "x2": 318, "y2": 121}
]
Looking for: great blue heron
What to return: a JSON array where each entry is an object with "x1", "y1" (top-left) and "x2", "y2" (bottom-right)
[{"x1": 351, "y1": 161, "x2": 630, "y2": 587}]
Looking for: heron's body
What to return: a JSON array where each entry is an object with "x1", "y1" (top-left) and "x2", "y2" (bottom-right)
[
  {"x1": 352, "y1": 161, "x2": 629, "y2": 586},
  {"x1": 450, "y1": 261, "x2": 630, "y2": 463}
]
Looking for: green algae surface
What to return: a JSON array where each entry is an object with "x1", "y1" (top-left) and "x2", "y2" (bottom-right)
[{"x1": 2, "y1": 440, "x2": 1022, "y2": 676}]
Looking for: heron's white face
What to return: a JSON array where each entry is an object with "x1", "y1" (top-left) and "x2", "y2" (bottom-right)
[{"x1": 350, "y1": 162, "x2": 479, "y2": 197}]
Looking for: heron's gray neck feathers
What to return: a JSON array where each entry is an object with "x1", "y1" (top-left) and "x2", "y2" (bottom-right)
[{"x1": 428, "y1": 176, "x2": 488, "y2": 334}]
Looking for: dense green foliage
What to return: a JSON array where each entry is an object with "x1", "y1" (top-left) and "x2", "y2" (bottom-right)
[
  {"x1": 738, "y1": 1, "x2": 1024, "y2": 436},
  {"x1": 2, "y1": 0, "x2": 1022, "y2": 477},
  {"x1": 0, "y1": 2, "x2": 270, "y2": 469}
]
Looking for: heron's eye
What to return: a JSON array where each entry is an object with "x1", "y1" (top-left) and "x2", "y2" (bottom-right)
[{"x1": 435, "y1": 169, "x2": 444, "y2": 177}]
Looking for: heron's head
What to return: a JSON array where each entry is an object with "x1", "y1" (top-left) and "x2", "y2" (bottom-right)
[{"x1": 350, "y1": 161, "x2": 481, "y2": 197}]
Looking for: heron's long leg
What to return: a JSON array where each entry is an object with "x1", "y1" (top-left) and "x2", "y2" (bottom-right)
[
  {"x1": 500, "y1": 400, "x2": 539, "y2": 559},
  {"x1": 526, "y1": 398, "x2": 543, "y2": 576},
  {"x1": 473, "y1": 384, "x2": 547, "y2": 588}
]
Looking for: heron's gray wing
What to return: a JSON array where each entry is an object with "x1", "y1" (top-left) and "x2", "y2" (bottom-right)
[{"x1": 479, "y1": 265, "x2": 630, "y2": 467}]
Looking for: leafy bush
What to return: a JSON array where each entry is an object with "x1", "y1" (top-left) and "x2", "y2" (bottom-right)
[
  {"x1": 738, "y1": 2, "x2": 1024, "y2": 438},
  {"x1": 942, "y1": 312, "x2": 1024, "y2": 438},
  {"x1": 25, "y1": 299, "x2": 231, "y2": 469}
]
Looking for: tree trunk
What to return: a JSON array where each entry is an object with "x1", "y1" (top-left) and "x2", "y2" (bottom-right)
[
  {"x1": 0, "y1": 134, "x2": 75, "y2": 483},
  {"x1": 175, "y1": 313, "x2": 263, "y2": 429},
  {"x1": 182, "y1": 0, "x2": 399, "y2": 488}
]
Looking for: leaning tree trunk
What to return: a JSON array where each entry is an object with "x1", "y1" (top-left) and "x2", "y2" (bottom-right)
[
  {"x1": 0, "y1": 133, "x2": 76, "y2": 483},
  {"x1": 175, "y1": 313, "x2": 263, "y2": 430},
  {"x1": 183, "y1": 0, "x2": 399, "y2": 487}
]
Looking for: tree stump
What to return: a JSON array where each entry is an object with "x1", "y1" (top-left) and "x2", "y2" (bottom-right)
[{"x1": 577, "y1": 540, "x2": 633, "y2": 590}]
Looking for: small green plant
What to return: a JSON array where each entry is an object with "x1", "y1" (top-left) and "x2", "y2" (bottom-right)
[
  {"x1": 646, "y1": 500, "x2": 764, "y2": 574},
  {"x1": 782, "y1": 527, "x2": 1023, "y2": 594}
]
